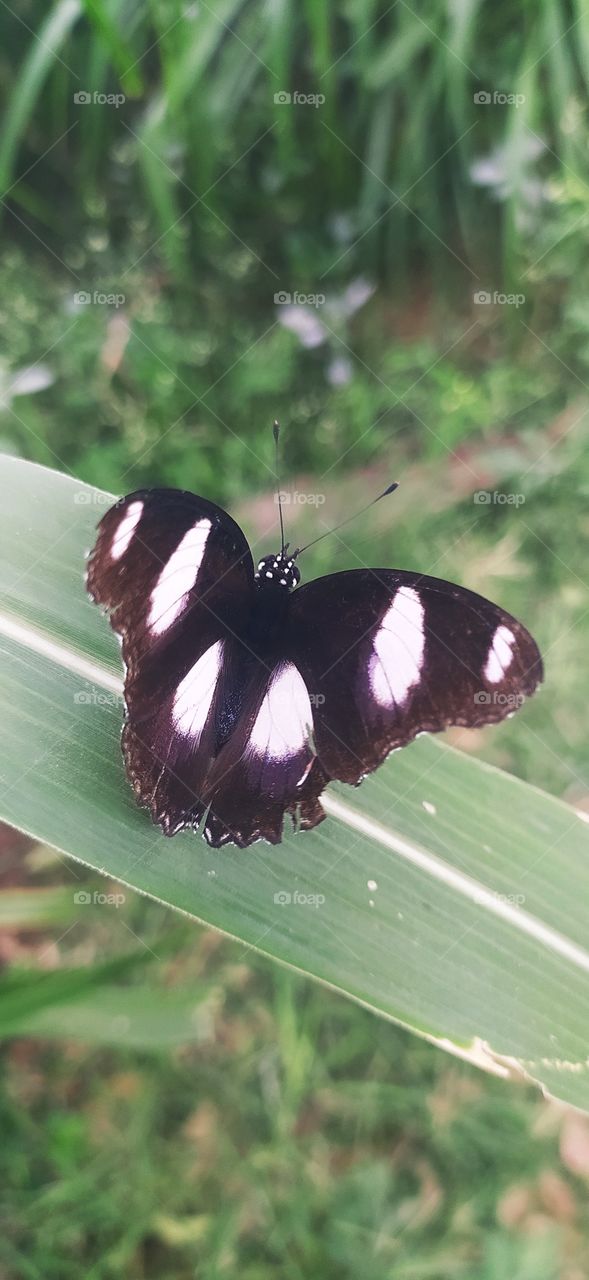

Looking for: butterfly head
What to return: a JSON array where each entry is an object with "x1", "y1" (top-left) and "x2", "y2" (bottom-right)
[{"x1": 254, "y1": 552, "x2": 301, "y2": 592}]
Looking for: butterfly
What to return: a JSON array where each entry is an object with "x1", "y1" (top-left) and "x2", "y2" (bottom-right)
[{"x1": 87, "y1": 466, "x2": 543, "y2": 848}]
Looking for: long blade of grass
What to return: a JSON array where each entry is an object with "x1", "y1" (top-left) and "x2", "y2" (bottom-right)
[{"x1": 1, "y1": 456, "x2": 589, "y2": 1110}]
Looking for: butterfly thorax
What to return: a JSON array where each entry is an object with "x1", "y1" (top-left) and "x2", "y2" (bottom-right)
[
  {"x1": 247, "y1": 554, "x2": 295, "y2": 655},
  {"x1": 254, "y1": 552, "x2": 300, "y2": 592}
]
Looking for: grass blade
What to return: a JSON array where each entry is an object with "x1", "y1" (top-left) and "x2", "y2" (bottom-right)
[{"x1": 1, "y1": 455, "x2": 589, "y2": 1110}]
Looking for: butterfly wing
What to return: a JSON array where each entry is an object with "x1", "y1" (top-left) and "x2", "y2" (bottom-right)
[
  {"x1": 88, "y1": 497, "x2": 543, "y2": 850},
  {"x1": 196, "y1": 565, "x2": 543, "y2": 849},
  {"x1": 285, "y1": 568, "x2": 543, "y2": 795},
  {"x1": 200, "y1": 657, "x2": 321, "y2": 848},
  {"x1": 87, "y1": 488, "x2": 254, "y2": 672},
  {"x1": 87, "y1": 489, "x2": 256, "y2": 834}
]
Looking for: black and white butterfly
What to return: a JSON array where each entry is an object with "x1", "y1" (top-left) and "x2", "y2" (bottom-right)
[{"x1": 87, "y1": 478, "x2": 543, "y2": 848}]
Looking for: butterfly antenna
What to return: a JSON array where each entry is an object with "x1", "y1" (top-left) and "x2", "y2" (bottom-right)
[
  {"x1": 292, "y1": 481, "x2": 399, "y2": 558},
  {"x1": 273, "y1": 419, "x2": 287, "y2": 554}
]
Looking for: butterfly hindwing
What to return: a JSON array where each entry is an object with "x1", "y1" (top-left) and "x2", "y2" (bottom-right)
[
  {"x1": 200, "y1": 658, "x2": 320, "y2": 847},
  {"x1": 123, "y1": 644, "x2": 320, "y2": 847},
  {"x1": 286, "y1": 568, "x2": 543, "y2": 788},
  {"x1": 120, "y1": 635, "x2": 232, "y2": 836}
]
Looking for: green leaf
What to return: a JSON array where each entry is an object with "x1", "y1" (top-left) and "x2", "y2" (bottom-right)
[
  {"x1": 9, "y1": 981, "x2": 216, "y2": 1049},
  {"x1": 1, "y1": 456, "x2": 589, "y2": 1109},
  {"x1": 0, "y1": 886, "x2": 76, "y2": 929},
  {"x1": 0, "y1": 0, "x2": 82, "y2": 198},
  {"x1": 0, "y1": 952, "x2": 152, "y2": 1036},
  {"x1": 78, "y1": 0, "x2": 145, "y2": 97}
]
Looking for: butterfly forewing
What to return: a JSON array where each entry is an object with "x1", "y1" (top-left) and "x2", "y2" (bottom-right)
[
  {"x1": 87, "y1": 489, "x2": 255, "y2": 674},
  {"x1": 286, "y1": 569, "x2": 543, "y2": 788}
]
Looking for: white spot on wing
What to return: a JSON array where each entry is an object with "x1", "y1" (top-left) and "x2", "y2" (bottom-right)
[
  {"x1": 110, "y1": 500, "x2": 143, "y2": 560},
  {"x1": 172, "y1": 640, "x2": 224, "y2": 738},
  {"x1": 148, "y1": 518, "x2": 212, "y2": 636},
  {"x1": 484, "y1": 625, "x2": 516, "y2": 684},
  {"x1": 369, "y1": 586, "x2": 425, "y2": 708},
  {"x1": 249, "y1": 663, "x2": 313, "y2": 762}
]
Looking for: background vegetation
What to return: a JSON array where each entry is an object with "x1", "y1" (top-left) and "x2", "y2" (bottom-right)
[{"x1": 1, "y1": 1, "x2": 589, "y2": 1276}]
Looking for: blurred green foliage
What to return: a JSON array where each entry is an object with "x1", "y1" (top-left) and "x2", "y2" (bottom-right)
[
  {"x1": 3, "y1": 0, "x2": 589, "y2": 290},
  {"x1": 2, "y1": 848, "x2": 589, "y2": 1280}
]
